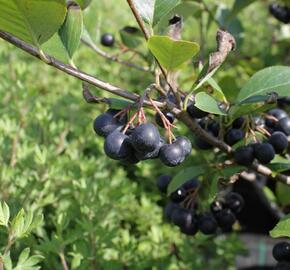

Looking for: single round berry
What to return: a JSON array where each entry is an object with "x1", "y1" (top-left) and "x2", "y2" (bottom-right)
[
  {"x1": 131, "y1": 123, "x2": 160, "y2": 152},
  {"x1": 225, "y1": 192, "x2": 245, "y2": 214},
  {"x1": 180, "y1": 221, "x2": 198, "y2": 236},
  {"x1": 278, "y1": 117, "x2": 290, "y2": 135},
  {"x1": 269, "y1": 4, "x2": 290, "y2": 24},
  {"x1": 182, "y1": 178, "x2": 199, "y2": 191},
  {"x1": 224, "y1": 129, "x2": 245, "y2": 146},
  {"x1": 254, "y1": 143, "x2": 275, "y2": 164},
  {"x1": 93, "y1": 110, "x2": 123, "y2": 137},
  {"x1": 278, "y1": 97, "x2": 290, "y2": 108},
  {"x1": 197, "y1": 213, "x2": 218, "y2": 235},
  {"x1": 269, "y1": 131, "x2": 288, "y2": 154},
  {"x1": 195, "y1": 135, "x2": 213, "y2": 150},
  {"x1": 159, "y1": 143, "x2": 185, "y2": 167},
  {"x1": 215, "y1": 208, "x2": 236, "y2": 228},
  {"x1": 170, "y1": 187, "x2": 186, "y2": 203},
  {"x1": 210, "y1": 200, "x2": 224, "y2": 214},
  {"x1": 234, "y1": 145, "x2": 254, "y2": 166},
  {"x1": 175, "y1": 136, "x2": 192, "y2": 156},
  {"x1": 266, "y1": 109, "x2": 288, "y2": 128},
  {"x1": 156, "y1": 175, "x2": 172, "y2": 193},
  {"x1": 171, "y1": 208, "x2": 193, "y2": 228},
  {"x1": 274, "y1": 261, "x2": 290, "y2": 270},
  {"x1": 273, "y1": 242, "x2": 290, "y2": 262},
  {"x1": 104, "y1": 130, "x2": 132, "y2": 160},
  {"x1": 187, "y1": 104, "x2": 209, "y2": 119},
  {"x1": 100, "y1": 33, "x2": 115, "y2": 47},
  {"x1": 155, "y1": 111, "x2": 175, "y2": 128},
  {"x1": 208, "y1": 121, "x2": 220, "y2": 137},
  {"x1": 164, "y1": 202, "x2": 179, "y2": 220},
  {"x1": 232, "y1": 117, "x2": 245, "y2": 129}
]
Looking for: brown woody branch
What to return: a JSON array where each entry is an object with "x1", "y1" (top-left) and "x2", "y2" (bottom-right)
[{"x1": 0, "y1": 31, "x2": 163, "y2": 109}]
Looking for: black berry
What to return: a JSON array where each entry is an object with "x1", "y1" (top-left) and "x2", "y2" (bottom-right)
[
  {"x1": 232, "y1": 117, "x2": 245, "y2": 129},
  {"x1": 224, "y1": 129, "x2": 245, "y2": 146},
  {"x1": 266, "y1": 109, "x2": 288, "y2": 128},
  {"x1": 104, "y1": 130, "x2": 133, "y2": 160},
  {"x1": 180, "y1": 221, "x2": 198, "y2": 236},
  {"x1": 269, "y1": 131, "x2": 288, "y2": 154},
  {"x1": 131, "y1": 123, "x2": 160, "y2": 152},
  {"x1": 100, "y1": 33, "x2": 115, "y2": 47},
  {"x1": 93, "y1": 110, "x2": 124, "y2": 137},
  {"x1": 170, "y1": 187, "x2": 186, "y2": 203},
  {"x1": 215, "y1": 208, "x2": 236, "y2": 228},
  {"x1": 187, "y1": 104, "x2": 209, "y2": 119},
  {"x1": 278, "y1": 117, "x2": 290, "y2": 135},
  {"x1": 273, "y1": 242, "x2": 290, "y2": 262},
  {"x1": 210, "y1": 200, "x2": 224, "y2": 214},
  {"x1": 159, "y1": 143, "x2": 185, "y2": 167},
  {"x1": 175, "y1": 136, "x2": 192, "y2": 156},
  {"x1": 234, "y1": 145, "x2": 254, "y2": 166},
  {"x1": 254, "y1": 143, "x2": 275, "y2": 164},
  {"x1": 171, "y1": 208, "x2": 193, "y2": 228},
  {"x1": 225, "y1": 192, "x2": 244, "y2": 214},
  {"x1": 156, "y1": 175, "x2": 172, "y2": 193},
  {"x1": 269, "y1": 4, "x2": 290, "y2": 24},
  {"x1": 197, "y1": 213, "x2": 218, "y2": 235},
  {"x1": 155, "y1": 111, "x2": 175, "y2": 128}
]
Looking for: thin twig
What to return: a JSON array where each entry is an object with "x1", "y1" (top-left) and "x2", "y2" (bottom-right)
[
  {"x1": 81, "y1": 37, "x2": 150, "y2": 72},
  {"x1": 59, "y1": 251, "x2": 69, "y2": 270}
]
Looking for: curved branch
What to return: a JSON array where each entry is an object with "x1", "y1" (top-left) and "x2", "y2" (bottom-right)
[
  {"x1": 0, "y1": 31, "x2": 163, "y2": 108},
  {"x1": 81, "y1": 37, "x2": 151, "y2": 73}
]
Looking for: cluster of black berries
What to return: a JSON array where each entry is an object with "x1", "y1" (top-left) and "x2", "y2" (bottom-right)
[
  {"x1": 272, "y1": 242, "x2": 290, "y2": 270},
  {"x1": 93, "y1": 109, "x2": 192, "y2": 166},
  {"x1": 156, "y1": 175, "x2": 244, "y2": 236},
  {"x1": 269, "y1": 4, "x2": 290, "y2": 24},
  {"x1": 234, "y1": 108, "x2": 290, "y2": 167}
]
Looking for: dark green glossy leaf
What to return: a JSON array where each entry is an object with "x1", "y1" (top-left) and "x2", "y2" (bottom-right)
[
  {"x1": 167, "y1": 166, "x2": 205, "y2": 195},
  {"x1": 237, "y1": 66, "x2": 290, "y2": 103}
]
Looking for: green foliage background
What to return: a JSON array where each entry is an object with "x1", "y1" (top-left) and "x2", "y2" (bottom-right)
[{"x1": 0, "y1": 0, "x2": 289, "y2": 269}]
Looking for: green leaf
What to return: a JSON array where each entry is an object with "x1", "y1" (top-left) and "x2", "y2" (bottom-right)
[
  {"x1": 148, "y1": 35, "x2": 199, "y2": 70},
  {"x1": 237, "y1": 66, "x2": 290, "y2": 103},
  {"x1": 229, "y1": 0, "x2": 257, "y2": 20},
  {"x1": 59, "y1": 2, "x2": 83, "y2": 59},
  {"x1": 270, "y1": 214, "x2": 290, "y2": 238},
  {"x1": 0, "y1": 202, "x2": 10, "y2": 227},
  {"x1": 206, "y1": 77, "x2": 227, "y2": 103},
  {"x1": 132, "y1": 0, "x2": 180, "y2": 26},
  {"x1": 3, "y1": 253, "x2": 12, "y2": 270},
  {"x1": 119, "y1": 27, "x2": 143, "y2": 49},
  {"x1": 108, "y1": 98, "x2": 134, "y2": 110},
  {"x1": 75, "y1": 0, "x2": 92, "y2": 9},
  {"x1": 0, "y1": 0, "x2": 67, "y2": 46},
  {"x1": 167, "y1": 166, "x2": 205, "y2": 195},
  {"x1": 15, "y1": 248, "x2": 43, "y2": 270},
  {"x1": 276, "y1": 182, "x2": 290, "y2": 206},
  {"x1": 195, "y1": 92, "x2": 227, "y2": 115}
]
